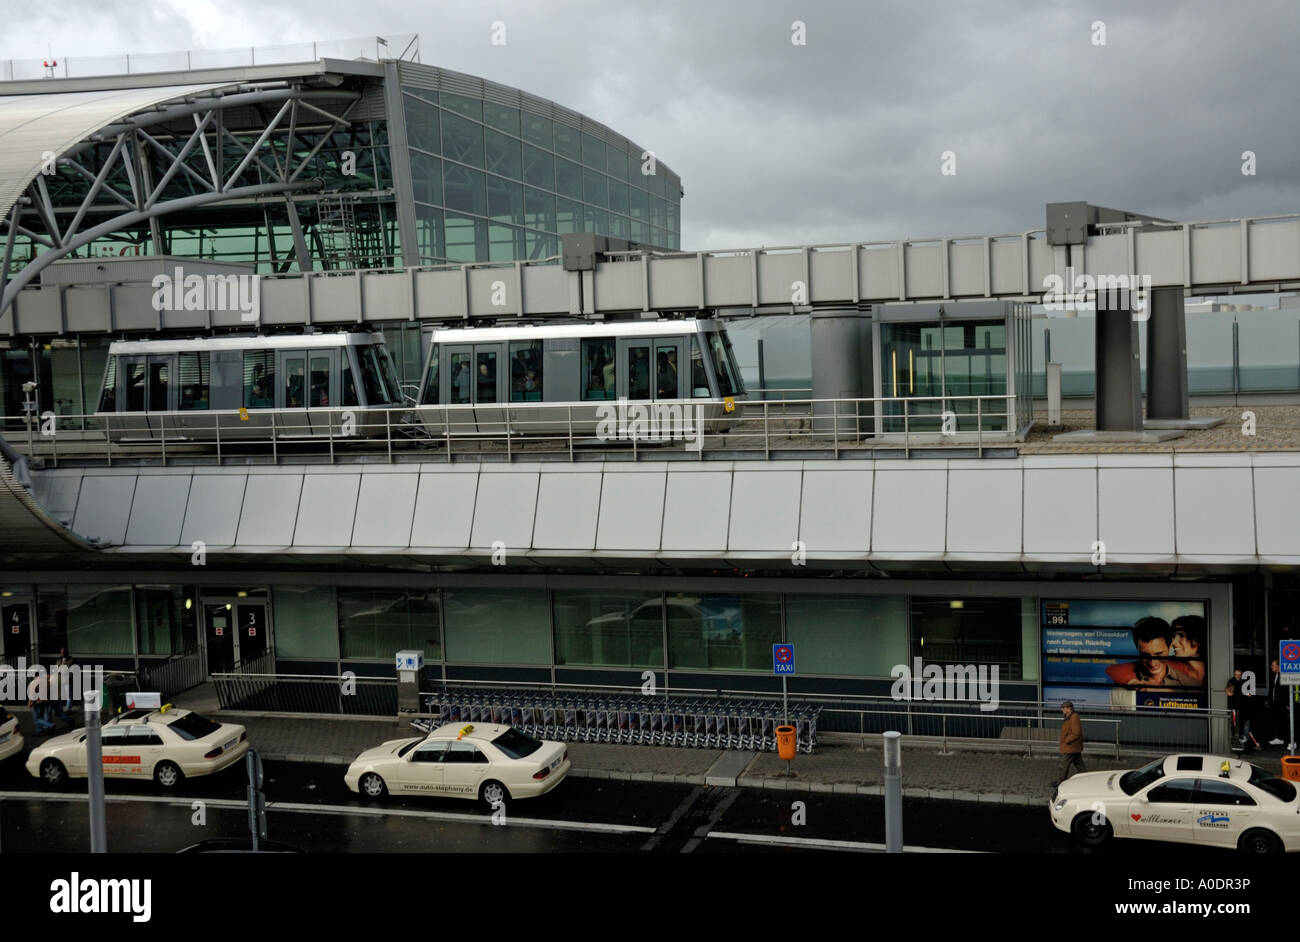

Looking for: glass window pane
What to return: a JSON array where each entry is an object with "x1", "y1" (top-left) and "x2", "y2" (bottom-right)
[
  {"x1": 67, "y1": 585, "x2": 133, "y2": 656},
  {"x1": 439, "y1": 93, "x2": 482, "y2": 121},
  {"x1": 338, "y1": 588, "x2": 440, "y2": 661},
  {"x1": 443, "y1": 164, "x2": 487, "y2": 216},
  {"x1": 97, "y1": 354, "x2": 117, "y2": 413},
  {"x1": 476, "y1": 350, "x2": 497, "y2": 403},
  {"x1": 582, "y1": 132, "x2": 605, "y2": 169},
  {"x1": 272, "y1": 585, "x2": 339, "y2": 659},
  {"x1": 608, "y1": 213, "x2": 630, "y2": 239},
  {"x1": 524, "y1": 187, "x2": 555, "y2": 231},
  {"x1": 509, "y1": 340, "x2": 543, "y2": 402},
  {"x1": 525, "y1": 229, "x2": 557, "y2": 261},
  {"x1": 583, "y1": 205, "x2": 608, "y2": 235},
  {"x1": 555, "y1": 198, "x2": 582, "y2": 235},
  {"x1": 243, "y1": 350, "x2": 275, "y2": 409},
  {"x1": 690, "y1": 336, "x2": 710, "y2": 397},
  {"x1": 582, "y1": 338, "x2": 615, "y2": 399},
  {"x1": 707, "y1": 332, "x2": 740, "y2": 397},
  {"x1": 666, "y1": 593, "x2": 781, "y2": 672},
  {"x1": 606, "y1": 146, "x2": 628, "y2": 180},
  {"x1": 553, "y1": 589, "x2": 664, "y2": 668},
  {"x1": 309, "y1": 356, "x2": 330, "y2": 408},
  {"x1": 148, "y1": 358, "x2": 169, "y2": 411},
  {"x1": 358, "y1": 345, "x2": 394, "y2": 405},
  {"x1": 482, "y1": 103, "x2": 519, "y2": 136},
  {"x1": 583, "y1": 169, "x2": 607, "y2": 206},
  {"x1": 403, "y1": 95, "x2": 440, "y2": 153},
  {"x1": 521, "y1": 112, "x2": 552, "y2": 149},
  {"x1": 486, "y1": 176, "x2": 524, "y2": 225},
  {"x1": 910, "y1": 597, "x2": 1025, "y2": 680},
  {"x1": 135, "y1": 586, "x2": 195, "y2": 656},
  {"x1": 415, "y1": 204, "x2": 445, "y2": 263},
  {"x1": 443, "y1": 589, "x2": 549, "y2": 664},
  {"x1": 450, "y1": 352, "x2": 471, "y2": 404},
  {"x1": 522, "y1": 144, "x2": 553, "y2": 189},
  {"x1": 553, "y1": 123, "x2": 581, "y2": 161},
  {"x1": 608, "y1": 180, "x2": 629, "y2": 216},
  {"x1": 628, "y1": 346, "x2": 650, "y2": 399},
  {"x1": 410, "y1": 151, "x2": 443, "y2": 205},
  {"x1": 786, "y1": 595, "x2": 907, "y2": 675},
  {"x1": 441, "y1": 112, "x2": 484, "y2": 167},
  {"x1": 555, "y1": 158, "x2": 582, "y2": 200},
  {"x1": 178, "y1": 351, "x2": 209, "y2": 411},
  {"x1": 629, "y1": 185, "x2": 648, "y2": 221},
  {"x1": 421, "y1": 347, "x2": 440, "y2": 405},
  {"x1": 489, "y1": 223, "x2": 523, "y2": 262},
  {"x1": 284, "y1": 355, "x2": 305, "y2": 408},
  {"x1": 485, "y1": 129, "x2": 522, "y2": 180},
  {"x1": 655, "y1": 345, "x2": 679, "y2": 398}
]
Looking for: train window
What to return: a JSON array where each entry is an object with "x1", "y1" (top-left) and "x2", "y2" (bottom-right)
[
  {"x1": 582, "y1": 339, "x2": 615, "y2": 400},
  {"x1": 243, "y1": 350, "x2": 275, "y2": 409},
  {"x1": 357, "y1": 345, "x2": 393, "y2": 406},
  {"x1": 476, "y1": 351, "x2": 498, "y2": 403},
  {"x1": 706, "y1": 332, "x2": 741, "y2": 398},
  {"x1": 509, "y1": 340, "x2": 543, "y2": 401},
  {"x1": 627, "y1": 346, "x2": 651, "y2": 400},
  {"x1": 178, "y1": 351, "x2": 209, "y2": 411},
  {"x1": 690, "y1": 337, "x2": 710, "y2": 397},
  {"x1": 450, "y1": 353, "x2": 471, "y2": 404},
  {"x1": 378, "y1": 347, "x2": 402, "y2": 403},
  {"x1": 98, "y1": 358, "x2": 117, "y2": 412},
  {"x1": 310, "y1": 356, "x2": 330, "y2": 408},
  {"x1": 341, "y1": 356, "x2": 358, "y2": 407},
  {"x1": 125, "y1": 361, "x2": 146, "y2": 412},
  {"x1": 656, "y1": 345, "x2": 679, "y2": 398},
  {"x1": 421, "y1": 350, "x2": 439, "y2": 405},
  {"x1": 284, "y1": 356, "x2": 306, "y2": 408}
]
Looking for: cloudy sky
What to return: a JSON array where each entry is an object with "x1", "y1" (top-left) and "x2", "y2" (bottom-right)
[{"x1": 2, "y1": 0, "x2": 1297, "y2": 250}]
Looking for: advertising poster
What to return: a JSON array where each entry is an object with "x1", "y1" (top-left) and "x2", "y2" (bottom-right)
[{"x1": 1041, "y1": 599, "x2": 1207, "y2": 710}]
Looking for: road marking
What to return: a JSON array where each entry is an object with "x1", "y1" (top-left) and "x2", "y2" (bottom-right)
[
  {"x1": 0, "y1": 791, "x2": 655, "y2": 835},
  {"x1": 706, "y1": 831, "x2": 986, "y2": 853},
  {"x1": 680, "y1": 788, "x2": 739, "y2": 853}
]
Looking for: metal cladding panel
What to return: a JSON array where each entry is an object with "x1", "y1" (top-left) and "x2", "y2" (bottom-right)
[
  {"x1": 13, "y1": 287, "x2": 61, "y2": 333},
  {"x1": 660, "y1": 470, "x2": 731, "y2": 552},
  {"x1": 728, "y1": 469, "x2": 801, "y2": 552},
  {"x1": 1253, "y1": 466, "x2": 1300, "y2": 555},
  {"x1": 757, "y1": 253, "x2": 795, "y2": 304},
  {"x1": 591, "y1": 262, "x2": 642, "y2": 312},
  {"x1": 71, "y1": 473, "x2": 136, "y2": 546},
  {"x1": 261, "y1": 277, "x2": 308, "y2": 326},
  {"x1": 362, "y1": 272, "x2": 412, "y2": 320},
  {"x1": 235, "y1": 474, "x2": 304, "y2": 547},
  {"x1": 808, "y1": 251, "x2": 851, "y2": 304},
  {"x1": 1097, "y1": 466, "x2": 1176, "y2": 557},
  {"x1": 1250, "y1": 219, "x2": 1300, "y2": 282},
  {"x1": 113, "y1": 283, "x2": 162, "y2": 328},
  {"x1": 123, "y1": 474, "x2": 191, "y2": 546},
  {"x1": 903, "y1": 244, "x2": 943, "y2": 298},
  {"x1": 645, "y1": 255, "x2": 700, "y2": 310},
  {"x1": 415, "y1": 270, "x2": 466, "y2": 318},
  {"x1": 948, "y1": 241, "x2": 984, "y2": 297},
  {"x1": 861, "y1": 246, "x2": 901, "y2": 300},
  {"x1": 1022, "y1": 467, "x2": 1098, "y2": 555},
  {"x1": 798, "y1": 470, "x2": 872, "y2": 553},
  {"x1": 871, "y1": 469, "x2": 946, "y2": 554},
  {"x1": 292, "y1": 473, "x2": 360, "y2": 547},
  {"x1": 310, "y1": 273, "x2": 362, "y2": 323},
  {"x1": 595, "y1": 470, "x2": 666, "y2": 551},
  {"x1": 352, "y1": 472, "x2": 419, "y2": 546},
  {"x1": 1135, "y1": 229, "x2": 1185, "y2": 286},
  {"x1": 1026, "y1": 237, "x2": 1055, "y2": 299},
  {"x1": 36, "y1": 472, "x2": 81, "y2": 526},
  {"x1": 468, "y1": 268, "x2": 519, "y2": 316},
  {"x1": 946, "y1": 466, "x2": 1022, "y2": 554},
  {"x1": 703, "y1": 255, "x2": 752, "y2": 307},
  {"x1": 410, "y1": 472, "x2": 478, "y2": 548},
  {"x1": 520, "y1": 266, "x2": 569, "y2": 315},
  {"x1": 1190, "y1": 226, "x2": 1239, "y2": 285},
  {"x1": 179, "y1": 473, "x2": 248, "y2": 547},
  {"x1": 533, "y1": 471, "x2": 601, "y2": 550},
  {"x1": 989, "y1": 240, "x2": 1024, "y2": 296},
  {"x1": 1173, "y1": 467, "x2": 1256, "y2": 557},
  {"x1": 469, "y1": 472, "x2": 539, "y2": 550}
]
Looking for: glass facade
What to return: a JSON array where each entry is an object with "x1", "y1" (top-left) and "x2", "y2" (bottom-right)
[{"x1": 880, "y1": 318, "x2": 1009, "y2": 432}]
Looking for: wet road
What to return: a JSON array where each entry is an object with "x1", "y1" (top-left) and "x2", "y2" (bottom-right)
[{"x1": 0, "y1": 755, "x2": 1233, "y2": 856}]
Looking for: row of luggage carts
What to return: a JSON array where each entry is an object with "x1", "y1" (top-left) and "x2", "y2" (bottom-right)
[{"x1": 416, "y1": 689, "x2": 823, "y2": 753}]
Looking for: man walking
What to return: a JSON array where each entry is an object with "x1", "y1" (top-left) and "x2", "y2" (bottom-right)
[{"x1": 1058, "y1": 701, "x2": 1085, "y2": 781}]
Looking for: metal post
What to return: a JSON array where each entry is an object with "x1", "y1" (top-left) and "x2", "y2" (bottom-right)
[
  {"x1": 757, "y1": 338, "x2": 766, "y2": 399},
  {"x1": 1289, "y1": 684, "x2": 1296, "y2": 753},
  {"x1": 782, "y1": 673, "x2": 790, "y2": 777},
  {"x1": 85, "y1": 691, "x2": 107, "y2": 853},
  {"x1": 1232, "y1": 319, "x2": 1240, "y2": 395},
  {"x1": 883, "y1": 730, "x2": 902, "y2": 854}
]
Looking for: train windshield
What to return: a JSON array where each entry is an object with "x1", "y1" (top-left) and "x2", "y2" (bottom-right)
[
  {"x1": 705, "y1": 331, "x2": 743, "y2": 398},
  {"x1": 357, "y1": 345, "x2": 398, "y2": 406},
  {"x1": 421, "y1": 349, "x2": 439, "y2": 404}
]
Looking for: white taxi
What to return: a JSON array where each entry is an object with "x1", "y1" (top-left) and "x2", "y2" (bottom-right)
[
  {"x1": 345, "y1": 723, "x2": 569, "y2": 806},
  {"x1": 26, "y1": 707, "x2": 249, "y2": 788},
  {"x1": 1050, "y1": 754, "x2": 1299, "y2": 854},
  {"x1": 0, "y1": 708, "x2": 23, "y2": 763}
]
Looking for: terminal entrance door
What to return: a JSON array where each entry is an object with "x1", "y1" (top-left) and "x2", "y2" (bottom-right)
[
  {"x1": 203, "y1": 600, "x2": 269, "y2": 673},
  {"x1": 2, "y1": 600, "x2": 34, "y2": 666}
]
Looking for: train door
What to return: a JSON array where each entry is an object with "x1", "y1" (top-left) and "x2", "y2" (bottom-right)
[
  {"x1": 616, "y1": 336, "x2": 688, "y2": 440},
  {"x1": 306, "y1": 350, "x2": 337, "y2": 434},
  {"x1": 471, "y1": 344, "x2": 505, "y2": 433},
  {"x1": 277, "y1": 349, "x2": 310, "y2": 436},
  {"x1": 445, "y1": 344, "x2": 477, "y2": 434},
  {"x1": 1, "y1": 599, "x2": 34, "y2": 667}
]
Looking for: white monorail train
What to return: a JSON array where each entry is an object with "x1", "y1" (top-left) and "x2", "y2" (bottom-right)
[
  {"x1": 95, "y1": 332, "x2": 404, "y2": 442},
  {"x1": 414, "y1": 318, "x2": 746, "y2": 437}
]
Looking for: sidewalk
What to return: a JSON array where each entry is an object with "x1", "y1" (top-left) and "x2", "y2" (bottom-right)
[{"x1": 7, "y1": 703, "x2": 1288, "y2": 806}]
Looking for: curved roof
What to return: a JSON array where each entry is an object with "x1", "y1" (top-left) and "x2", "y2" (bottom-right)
[{"x1": 0, "y1": 82, "x2": 230, "y2": 223}]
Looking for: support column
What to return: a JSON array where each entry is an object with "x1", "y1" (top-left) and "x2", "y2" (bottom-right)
[
  {"x1": 810, "y1": 309, "x2": 865, "y2": 438},
  {"x1": 1145, "y1": 287, "x2": 1189, "y2": 421},
  {"x1": 1094, "y1": 302, "x2": 1142, "y2": 432}
]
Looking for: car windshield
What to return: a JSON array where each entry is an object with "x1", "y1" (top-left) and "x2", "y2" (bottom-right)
[
  {"x1": 166, "y1": 712, "x2": 223, "y2": 741},
  {"x1": 492, "y1": 727, "x2": 543, "y2": 759},
  {"x1": 1119, "y1": 758, "x2": 1167, "y2": 796},
  {"x1": 1248, "y1": 764, "x2": 1297, "y2": 803}
]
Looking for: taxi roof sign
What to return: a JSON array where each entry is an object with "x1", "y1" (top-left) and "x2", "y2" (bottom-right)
[{"x1": 125, "y1": 691, "x2": 162, "y2": 710}]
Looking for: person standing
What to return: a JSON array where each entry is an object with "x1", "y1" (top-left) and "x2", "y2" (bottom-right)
[
  {"x1": 1266, "y1": 658, "x2": 1286, "y2": 746},
  {"x1": 1058, "y1": 701, "x2": 1086, "y2": 780}
]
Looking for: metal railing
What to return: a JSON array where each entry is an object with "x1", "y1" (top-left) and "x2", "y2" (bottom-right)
[
  {"x1": 212, "y1": 670, "x2": 395, "y2": 715},
  {"x1": 137, "y1": 646, "x2": 205, "y2": 701},
  {"x1": 2, "y1": 393, "x2": 1018, "y2": 466}
]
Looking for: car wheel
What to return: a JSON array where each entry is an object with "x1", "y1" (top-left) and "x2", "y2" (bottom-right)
[
  {"x1": 480, "y1": 780, "x2": 509, "y2": 807},
  {"x1": 1237, "y1": 828, "x2": 1281, "y2": 854},
  {"x1": 1070, "y1": 812, "x2": 1113, "y2": 848},
  {"x1": 40, "y1": 759, "x2": 67, "y2": 787},
  {"x1": 154, "y1": 761, "x2": 183, "y2": 789},
  {"x1": 359, "y1": 772, "x2": 387, "y2": 799}
]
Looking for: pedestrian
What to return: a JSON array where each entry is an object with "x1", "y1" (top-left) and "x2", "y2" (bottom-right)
[
  {"x1": 1266, "y1": 658, "x2": 1286, "y2": 746},
  {"x1": 1058, "y1": 701, "x2": 1086, "y2": 780},
  {"x1": 27, "y1": 689, "x2": 54, "y2": 736},
  {"x1": 1225, "y1": 677, "x2": 1261, "y2": 751},
  {"x1": 53, "y1": 648, "x2": 76, "y2": 727}
]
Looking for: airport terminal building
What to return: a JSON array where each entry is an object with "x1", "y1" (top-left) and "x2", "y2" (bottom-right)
[{"x1": 2, "y1": 38, "x2": 1298, "y2": 753}]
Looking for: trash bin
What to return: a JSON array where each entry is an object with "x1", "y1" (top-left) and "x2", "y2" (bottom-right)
[
  {"x1": 102, "y1": 672, "x2": 137, "y2": 715},
  {"x1": 1282, "y1": 755, "x2": 1300, "y2": 783},
  {"x1": 776, "y1": 725, "x2": 797, "y2": 760}
]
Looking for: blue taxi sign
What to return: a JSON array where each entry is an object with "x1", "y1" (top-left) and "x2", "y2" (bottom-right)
[
  {"x1": 772, "y1": 644, "x2": 795, "y2": 675},
  {"x1": 1280, "y1": 640, "x2": 1300, "y2": 685}
]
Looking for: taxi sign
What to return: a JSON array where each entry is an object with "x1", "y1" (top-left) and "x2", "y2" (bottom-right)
[
  {"x1": 395, "y1": 650, "x2": 424, "y2": 672},
  {"x1": 1280, "y1": 640, "x2": 1300, "y2": 686},
  {"x1": 125, "y1": 692, "x2": 162, "y2": 710},
  {"x1": 772, "y1": 644, "x2": 795, "y2": 675}
]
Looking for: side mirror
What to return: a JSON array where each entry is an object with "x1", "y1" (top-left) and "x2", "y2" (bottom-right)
[{"x1": 1139, "y1": 794, "x2": 1150, "y2": 803}]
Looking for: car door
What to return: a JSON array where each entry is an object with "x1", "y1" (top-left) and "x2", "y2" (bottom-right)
[
  {"x1": 397, "y1": 740, "x2": 448, "y2": 795},
  {"x1": 441, "y1": 741, "x2": 491, "y2": 798},
  {"x1": 129, "y1": 725, "x2": 167, "y2": 780},
  {"x1": 99, "y1": 726, "x2": 134, "y2": 777},
  {"x1": 1193, "y1": 778, "x2": 1258, "y2": 849},
  {"x1": 1129, "y1": 777, "x2": 1198, "y2": 845}
]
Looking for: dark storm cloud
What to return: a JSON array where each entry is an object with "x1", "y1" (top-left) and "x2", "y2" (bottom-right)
[{"x1": 4, "y1": 0, "x2": 1297, "y2": 248}]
